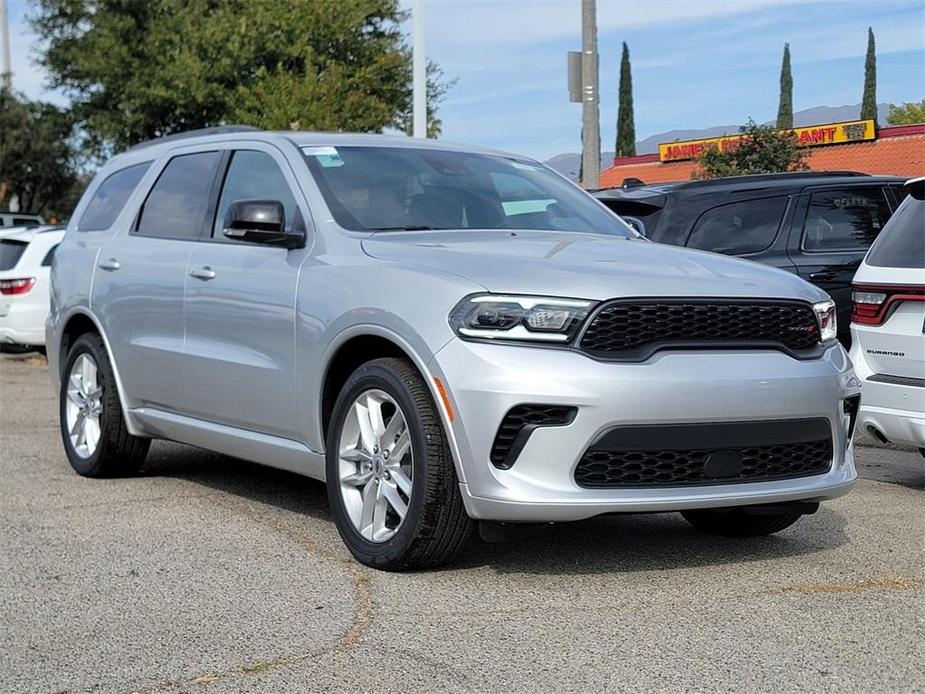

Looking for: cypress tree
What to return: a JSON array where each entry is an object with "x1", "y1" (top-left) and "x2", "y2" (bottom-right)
[
  {"x1": 615, "y1": 42, "x2": 636, "y2": 157},
  {"x1": 861, "y1": 27, "x2": 877, "y2": 122},
  {"x1": 776, "y1": 43, "x2": 793, "y2": 130}
]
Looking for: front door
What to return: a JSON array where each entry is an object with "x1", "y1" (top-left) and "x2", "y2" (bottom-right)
[
  {"x1": 179, "y1": 147, "x2": 308, "y2": 439},
  {"x1": 92, "y1": 150, "x2": 222, "y2": 409}
]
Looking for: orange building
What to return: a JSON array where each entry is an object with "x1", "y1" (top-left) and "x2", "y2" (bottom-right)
[{"x1": 599, "y1": 121, "x2": 925, "y2": 189}]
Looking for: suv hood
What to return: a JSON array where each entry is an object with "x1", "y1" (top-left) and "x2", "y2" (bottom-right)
[{"x1": 361, "y1": 230, "x2": 825, "y2": 302}]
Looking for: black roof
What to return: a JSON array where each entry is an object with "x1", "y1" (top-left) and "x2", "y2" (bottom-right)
[{"x1": 594, "y1": 170, "x2": 906, "y2": 200}]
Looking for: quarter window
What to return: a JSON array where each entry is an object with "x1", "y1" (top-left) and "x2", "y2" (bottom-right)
[
  {"x1": 865, "y1": 197, "x2": 924, "y2": 269},
  {"x1": 687, "y1": 197, "x2": 788, "y2": 255},
  {"x1": 213, "y1": 150, "x2": 297, "y2": 239},
  {"x1": 78, "y1": 162, "x2": 151, "y2": 231},
  {"x1": 41, "y1": 245, "x2": 59, "y2": 267},
  {"x1": 136, "y1": 152, "x2": 221, "y2": 239},
  {"x1": 802, "y1": 187, "x2": 892, "y2": 252}
]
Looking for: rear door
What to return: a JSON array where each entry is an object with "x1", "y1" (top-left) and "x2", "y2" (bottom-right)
[
  {"x1": 788, "y1": 185, "x2": 894, "y2": 341},
  {"x1": 92, "y1": 149, "x2": 222, "y2": 410},
  {"x1": 179, "y1": 144, "x2": 309, "y2": 439}
]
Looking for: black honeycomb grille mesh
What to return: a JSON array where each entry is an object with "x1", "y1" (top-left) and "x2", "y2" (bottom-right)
[
  {"x1": 490, "y1": 405, "x2": 577, "y2": 469},
  {"x1": 574, "y1": 438, "x2": 833, "y2": 488},
  {"x1": 578, "y1": 300, "x2": 820, "y2": 359}
]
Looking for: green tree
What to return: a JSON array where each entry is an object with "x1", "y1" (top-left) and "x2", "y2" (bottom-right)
[
  {"x1": 692, "y1": 119, "x2": 808, "y2": 180},
  {"x1": 776, "y1": 43, "x2": 793, "y2": 130},
  {"x1": 887, "y1": 100, "x2": 925, "y2": 125},
  {"x1": 32, "y1": 0, "x2": 451, "y2": 155},
  {"x1": 0, "y1": 86, "x2": 80, "y2": 218},
  {"x1": 861, "y1": 27, "x2": 877, "y2": 122},
  {"x1": 615, "y1": 42, "x2": 635, "y2": 157}
]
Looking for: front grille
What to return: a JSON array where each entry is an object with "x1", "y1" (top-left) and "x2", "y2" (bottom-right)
[
  {"x1": 490, "y1": 404, "x2": 577, "y2": 469},
  {"x1": 578, "y1": 299, "x2": 820, "y2": 360},
  {"x1": 574, "y1": 418, "x2": 833, "y2": 488}
]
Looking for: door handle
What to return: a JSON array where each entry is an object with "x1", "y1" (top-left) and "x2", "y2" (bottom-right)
[
  {"x1": 98, "y1": 258, "x2": 120, "y2": 271},
  {"x1": 189, "y1": 266, "x2": 217, "y2": 280},
  {"x1": 809, "y1": 271, "x2": 837, "y2": 282}
]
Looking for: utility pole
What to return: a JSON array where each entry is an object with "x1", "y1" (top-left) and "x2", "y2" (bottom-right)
[
  {"x1": 0, "y1": 0, "x2": 11, "y2": 88},
  {"x1": 580, "y1": 0, "x2": 600, "y2": 188},
  {"x1": 412, "y1": 0, "x2": 426, "y2": 138}
]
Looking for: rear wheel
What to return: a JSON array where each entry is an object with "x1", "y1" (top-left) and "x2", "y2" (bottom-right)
[
  {"x1": 59, "y1": 334, "x2": 149, "y2": 477},
  {"x1": 681, "y1": 507, "x2": 803, "y2": 537},
  {"x1": 326, "y1": 358, "x2": 472, "y2": 570}
]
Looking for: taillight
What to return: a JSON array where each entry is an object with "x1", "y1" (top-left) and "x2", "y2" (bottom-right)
[
  {"x1": 0, "y1": 278, "x2": 35, "y2": 295},
  {"x1": 851, "y1": 283, "x2": 925, "y2": 326}
]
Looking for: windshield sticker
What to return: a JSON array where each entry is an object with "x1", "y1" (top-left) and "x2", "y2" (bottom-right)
[
  {"x1": 301, "y1": 146, "x2": 345, "y2": 168},
  {"x1": 510, "y1": 161, "x2": 541, "y2": 171}
]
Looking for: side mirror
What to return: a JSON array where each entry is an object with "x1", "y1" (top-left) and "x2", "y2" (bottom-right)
[
  {"x1": 621, "y1": 216, "x2": 646, "y2": 236},
  {"x1": 223, "y1": 200, "x2": 304, "y2": 249}
]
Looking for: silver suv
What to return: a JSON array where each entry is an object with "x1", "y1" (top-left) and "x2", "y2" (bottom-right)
[{"x1": 47, "y1": 128, "x2": 860, "y2": 570}]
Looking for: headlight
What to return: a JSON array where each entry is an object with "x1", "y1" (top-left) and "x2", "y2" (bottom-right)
[
  {"x1": 449, "y1": 294, "x2": 594, "y2": 343},
  {"x1": 813, "y1": 299, "x2": 838, "y2": 342}
]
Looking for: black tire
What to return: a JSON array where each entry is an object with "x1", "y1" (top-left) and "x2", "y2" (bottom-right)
[
  {"x1": 325, "y1": 357, "x2": 473, "y2": 570},
  {"x1": 681, "y1": 507, "x2": 803, "y2": 537},
  {"x1": 59, "y1": 334, "x2": 150, "y2": 477}
]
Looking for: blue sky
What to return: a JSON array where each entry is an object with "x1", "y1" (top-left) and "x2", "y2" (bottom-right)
[{"x1": 8, "y1": 0, "x2": 925, "y2": 160}]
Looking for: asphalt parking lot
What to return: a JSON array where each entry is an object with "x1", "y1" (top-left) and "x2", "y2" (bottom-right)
[{"x1": 1, "y1": 355, "x2": 922, "y2": 694}]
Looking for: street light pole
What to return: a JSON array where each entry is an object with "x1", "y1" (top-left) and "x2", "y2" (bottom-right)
[
  {"x1": 0, "y1": 0, "x2": 12, "y2": 89},
  {"x1": 580, "y1": 0, "x2": 600, "y2": 188},
  {"x1": 412, "y1": 0, "x2": 426, "y2": 138}
]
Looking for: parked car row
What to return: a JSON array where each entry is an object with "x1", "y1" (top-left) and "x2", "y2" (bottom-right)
[
  {"x1": 594, "y1": 171, "x2": 908, "y2": 346},
  {"x1": 7, "y1": 124, "x2": 916, "y2": 571}
]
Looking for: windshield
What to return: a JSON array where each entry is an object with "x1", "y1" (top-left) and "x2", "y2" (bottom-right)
[{"x1": 301, "y1": 145, "x2": 635, "y2": 237}]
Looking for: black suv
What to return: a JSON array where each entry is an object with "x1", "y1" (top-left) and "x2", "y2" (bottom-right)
[{"x1": 594, "y1": 171, "x2": 907, "y2": 344}]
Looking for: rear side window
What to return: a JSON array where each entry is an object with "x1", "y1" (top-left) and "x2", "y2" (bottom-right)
[
  {"x1": 13, "y1": 218, "x2": 40, "y2": 227},
  {"x1": 687, "y1": 197, "x2": 787, "y2": 255},
  {"x1": 78, "y1": 162, "x2": 151, "y2": 231},
  {"x1": 802, "y1": 187, "x2": 891, "y2": 252},
  {"x1": 136, "y1": 152, "x2": 221, "y2": 240},
  {"x1": 865, "y1": 197, "x2": 924, "y2": 268},
  {"x1": 0, "y1": 240, "x2": 28, "y2": 270}
]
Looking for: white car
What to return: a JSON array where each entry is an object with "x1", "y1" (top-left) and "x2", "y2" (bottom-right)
[
  {"x1": 849, "y1": 177, "x2": 925, "y2": 454},
  {"x1": 0, "y1": 211, "x2": 44, "y2": 229},
  {"x1": 0, "y1": 226, "x2": 65, "y2": 351}
]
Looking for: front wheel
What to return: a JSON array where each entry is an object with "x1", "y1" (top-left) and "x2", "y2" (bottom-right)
[
  {"x1": 59, "y1": 334, "x2": 150, "y2": 477},
  {"x1": 325, "y1": 358, "x2": 472, "y2": 570},
  {"x1": 681, "y1": 507, "x2": 803, "y2": 537}
]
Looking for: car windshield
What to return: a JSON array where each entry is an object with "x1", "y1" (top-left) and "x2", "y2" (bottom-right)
[{"x1": 301, "y1": 145, "x2": 636, "y2": 237}]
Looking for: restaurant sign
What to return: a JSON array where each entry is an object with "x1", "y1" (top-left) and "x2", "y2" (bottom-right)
[{"x1": 657, "y1": 119, "x2": 877, "y2": 163}]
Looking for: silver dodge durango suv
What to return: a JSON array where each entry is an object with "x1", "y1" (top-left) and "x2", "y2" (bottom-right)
[{"x1": 47, "y1": 128, "x2": 860, "y2": 570}]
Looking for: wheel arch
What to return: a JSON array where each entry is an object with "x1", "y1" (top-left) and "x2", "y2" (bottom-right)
[
  {"x1": 318, "y1": 326, "x2": 465, "y2": 484},
  {"x1": 56, "y1": 308, "x2": 143, "y2": 437}
]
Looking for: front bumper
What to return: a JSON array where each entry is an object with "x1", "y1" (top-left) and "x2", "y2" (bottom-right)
[{"x1": 431, "y1": 339, "x2": 859, "y2": 522}]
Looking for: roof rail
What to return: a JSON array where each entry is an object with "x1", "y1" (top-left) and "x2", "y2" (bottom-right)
[
  {"x1": 673, "y1": 170, "x2": 869, "y2": 189},
  {"x1": 125, "y1": 125, "x2": 262, "y2": 152}
]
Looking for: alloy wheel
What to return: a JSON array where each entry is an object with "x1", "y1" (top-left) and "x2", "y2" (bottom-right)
[
  {"x1": 337, "y1": 389, "x2": 413, "y2": 543},
  {"x1": 65, "y1": 353, "x2": 103, "y2": 458}
]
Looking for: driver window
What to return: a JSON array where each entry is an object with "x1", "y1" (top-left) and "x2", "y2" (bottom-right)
[{"x1": 213, "y1": 150, "x2": 297, "y2": 240}]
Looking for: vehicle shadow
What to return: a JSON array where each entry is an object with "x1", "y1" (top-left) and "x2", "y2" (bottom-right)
[
  {"x1": 142, "y1": 440, "x2": 850, "y2": 576},
  {"x1": 452, "y1": 509, "x2": 849, "y2": 576}
]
